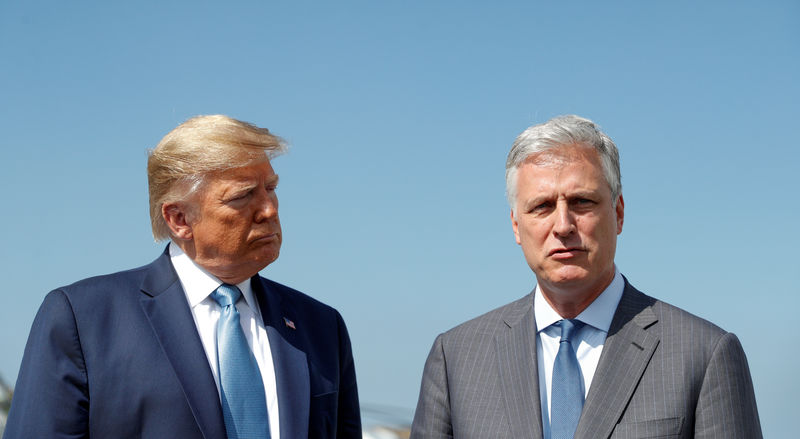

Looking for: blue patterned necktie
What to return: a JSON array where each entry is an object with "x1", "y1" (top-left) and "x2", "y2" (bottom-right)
[
  {"x1": 211, "y1": 284, "x2": 270, "y2": 439},
  {"x1": 551, "y1": 319, "x2": 585, "y2": 439}
]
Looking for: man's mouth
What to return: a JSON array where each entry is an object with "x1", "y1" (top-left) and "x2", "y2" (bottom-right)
[
  {"x1": 548, "y1": 247, "x2": 585, "y2": 257},
  {"x1": 251, "y1": 233, "x2": 279, "y2": 243}
]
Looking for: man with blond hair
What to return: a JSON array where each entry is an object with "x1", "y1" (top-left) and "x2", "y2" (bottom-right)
[
  {"x1": 5, "y1": 115, "x2": 361, "y2": 439},
  {"x1": 411, "y1": 115, "x2": 761, "y2": 438}
]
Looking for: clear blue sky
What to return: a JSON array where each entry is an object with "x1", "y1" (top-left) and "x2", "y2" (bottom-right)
[{"x1": 1, "y1": 1, "x2": 798, "y2": 435}]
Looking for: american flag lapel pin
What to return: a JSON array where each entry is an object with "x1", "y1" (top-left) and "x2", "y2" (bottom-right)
[{"x1": 283, "y1": 317, "x2": 296, "y2": 330}]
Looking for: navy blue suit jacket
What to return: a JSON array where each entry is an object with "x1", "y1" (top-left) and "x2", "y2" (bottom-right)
[{"x1": 4, "y1": 249, "x2": 361, "y2": 438}]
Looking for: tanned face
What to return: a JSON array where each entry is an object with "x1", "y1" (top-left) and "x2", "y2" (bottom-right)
[{"x1": 178, "y1": 160, "x2": 282, "y2": 284}]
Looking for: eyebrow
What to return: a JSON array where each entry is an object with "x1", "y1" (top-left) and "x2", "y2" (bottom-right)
[
  {"x1": 224, "y1": 174, "x2": 280, "y2": 197},
  {"x1": 522, "y1": 189, "x2": 600, "y2": 206},
  {"x1": 567, "y1": 190, "x2": 598, "y2": 199}
]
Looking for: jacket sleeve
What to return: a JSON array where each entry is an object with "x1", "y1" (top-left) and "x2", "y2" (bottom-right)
[
  {"x1": 4, "y1": 290, "x2": 90, "y2": 439},
  {"x1": 335, "y1": 311, "x2": 362, "y2": 438},
  {"x1": 410, "y1": 334, "x2": 454, "y2": 439},
  {"x1": 694, "y1": 332, "x2": 762, "y2": 438}
]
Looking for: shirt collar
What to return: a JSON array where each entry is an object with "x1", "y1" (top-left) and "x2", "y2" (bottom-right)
[
  {"x1": 534, "y1": 266, "x2": 624, "y2": 334},
  {"x1": 168, "y1": 242, "x2": 260, "y2": 316}
]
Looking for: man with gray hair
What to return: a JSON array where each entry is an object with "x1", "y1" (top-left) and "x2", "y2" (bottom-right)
[
  {"x1": 5, "y1": 115, "x2": 361, "y2": 439},
  {"x1": 411, "y1": 115, "x2": 761, "y2": 438}
]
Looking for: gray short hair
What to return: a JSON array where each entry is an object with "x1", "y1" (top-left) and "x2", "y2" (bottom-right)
[
  {"x1": 505, "y1": 115, "x2": 621, "y2": 213},
  {"x1": 147, "y1": 115, "x2": 287, "y2": 241}
]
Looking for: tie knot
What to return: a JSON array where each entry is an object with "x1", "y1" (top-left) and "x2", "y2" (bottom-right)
[
  {"x1": 211, "y1": 284, "x2": 242, "y2": 308},
  {"x1": 557, "y1": 319, "x2": 584, "y2": 343}
]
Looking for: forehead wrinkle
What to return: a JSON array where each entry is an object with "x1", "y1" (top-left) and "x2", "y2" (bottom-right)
[
  {"x1": 218, "y1": 162, "x2": 278, "y2": 184},
  {"x1": 523, "y1": 153, "x2": 568, "y2": 169}
]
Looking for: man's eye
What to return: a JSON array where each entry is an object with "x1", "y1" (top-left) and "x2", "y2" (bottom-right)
[
  {"x1": 529, "y1": 202, "x2": 552, "y2": 213},
  {"x1": 229, "y1": 191, "x2": 252, "y2": 202},
  {"x1": 572, "y1": 198, "x2": 596, "y2": 208}
]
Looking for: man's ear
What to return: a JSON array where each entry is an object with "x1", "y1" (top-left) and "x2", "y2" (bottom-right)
[
  {"x1": 162, "y1": 202, "x2": 193, "y2": 240},
  {"x1": 511, "y1": 208, "x2": 522, "y2": 245},
  {"x1": 615, "y1": 194, "x2": 625, "y2": 234}
]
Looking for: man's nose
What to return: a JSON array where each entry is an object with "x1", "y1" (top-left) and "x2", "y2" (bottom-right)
[
  {"x1": 254, "y1": 189, "x2": 278, "y2": 222},
  {"x1": 552, "y1": 203, "x2": 576, "y2": 237}
]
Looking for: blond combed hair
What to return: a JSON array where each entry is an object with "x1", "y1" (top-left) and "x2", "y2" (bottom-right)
[{"x1": 147, "y1": 115, "x2": 286, "y2": 241}]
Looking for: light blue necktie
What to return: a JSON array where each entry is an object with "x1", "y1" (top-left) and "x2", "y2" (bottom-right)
[
  {"x1": 211, "y1": 284, "x2": 270, "y2": 439},
  {"x1": 551, "y1": 319, "x2": 585, "y2": 439}
]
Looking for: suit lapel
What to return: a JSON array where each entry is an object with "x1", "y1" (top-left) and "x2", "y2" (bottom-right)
[
  {"x1": 495, "y1": 294, "x2": 543, "y2": 439},
  {"x1": 138, "y1": 251, "x2": 226, "y2": 439},
  {"x1": 253, "y1": 277, "x2": 310, "y2": 439},
  {"x1": 574, "y1": 283, "x2": 659, "y2": 439}
]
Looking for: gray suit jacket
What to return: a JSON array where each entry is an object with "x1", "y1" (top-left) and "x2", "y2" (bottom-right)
[{"x1": 410, "y1": 281, "x2": 761, "y2": 438}]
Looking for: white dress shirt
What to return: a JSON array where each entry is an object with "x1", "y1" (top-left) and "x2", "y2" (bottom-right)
[
  {"x1": 169, "y1": 242, "x2": 280, "y2": 439},
  {"x1": 535, "y1": 266, "x2": 624, "y2": 438}
]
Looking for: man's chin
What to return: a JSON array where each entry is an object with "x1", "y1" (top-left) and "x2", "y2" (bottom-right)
[
  {"x1": 253, "y1": 246, "x2": 280, "y2": 267},
  {"x1": 540, "y1": 267, "x2": 592, "y2": 288}
]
